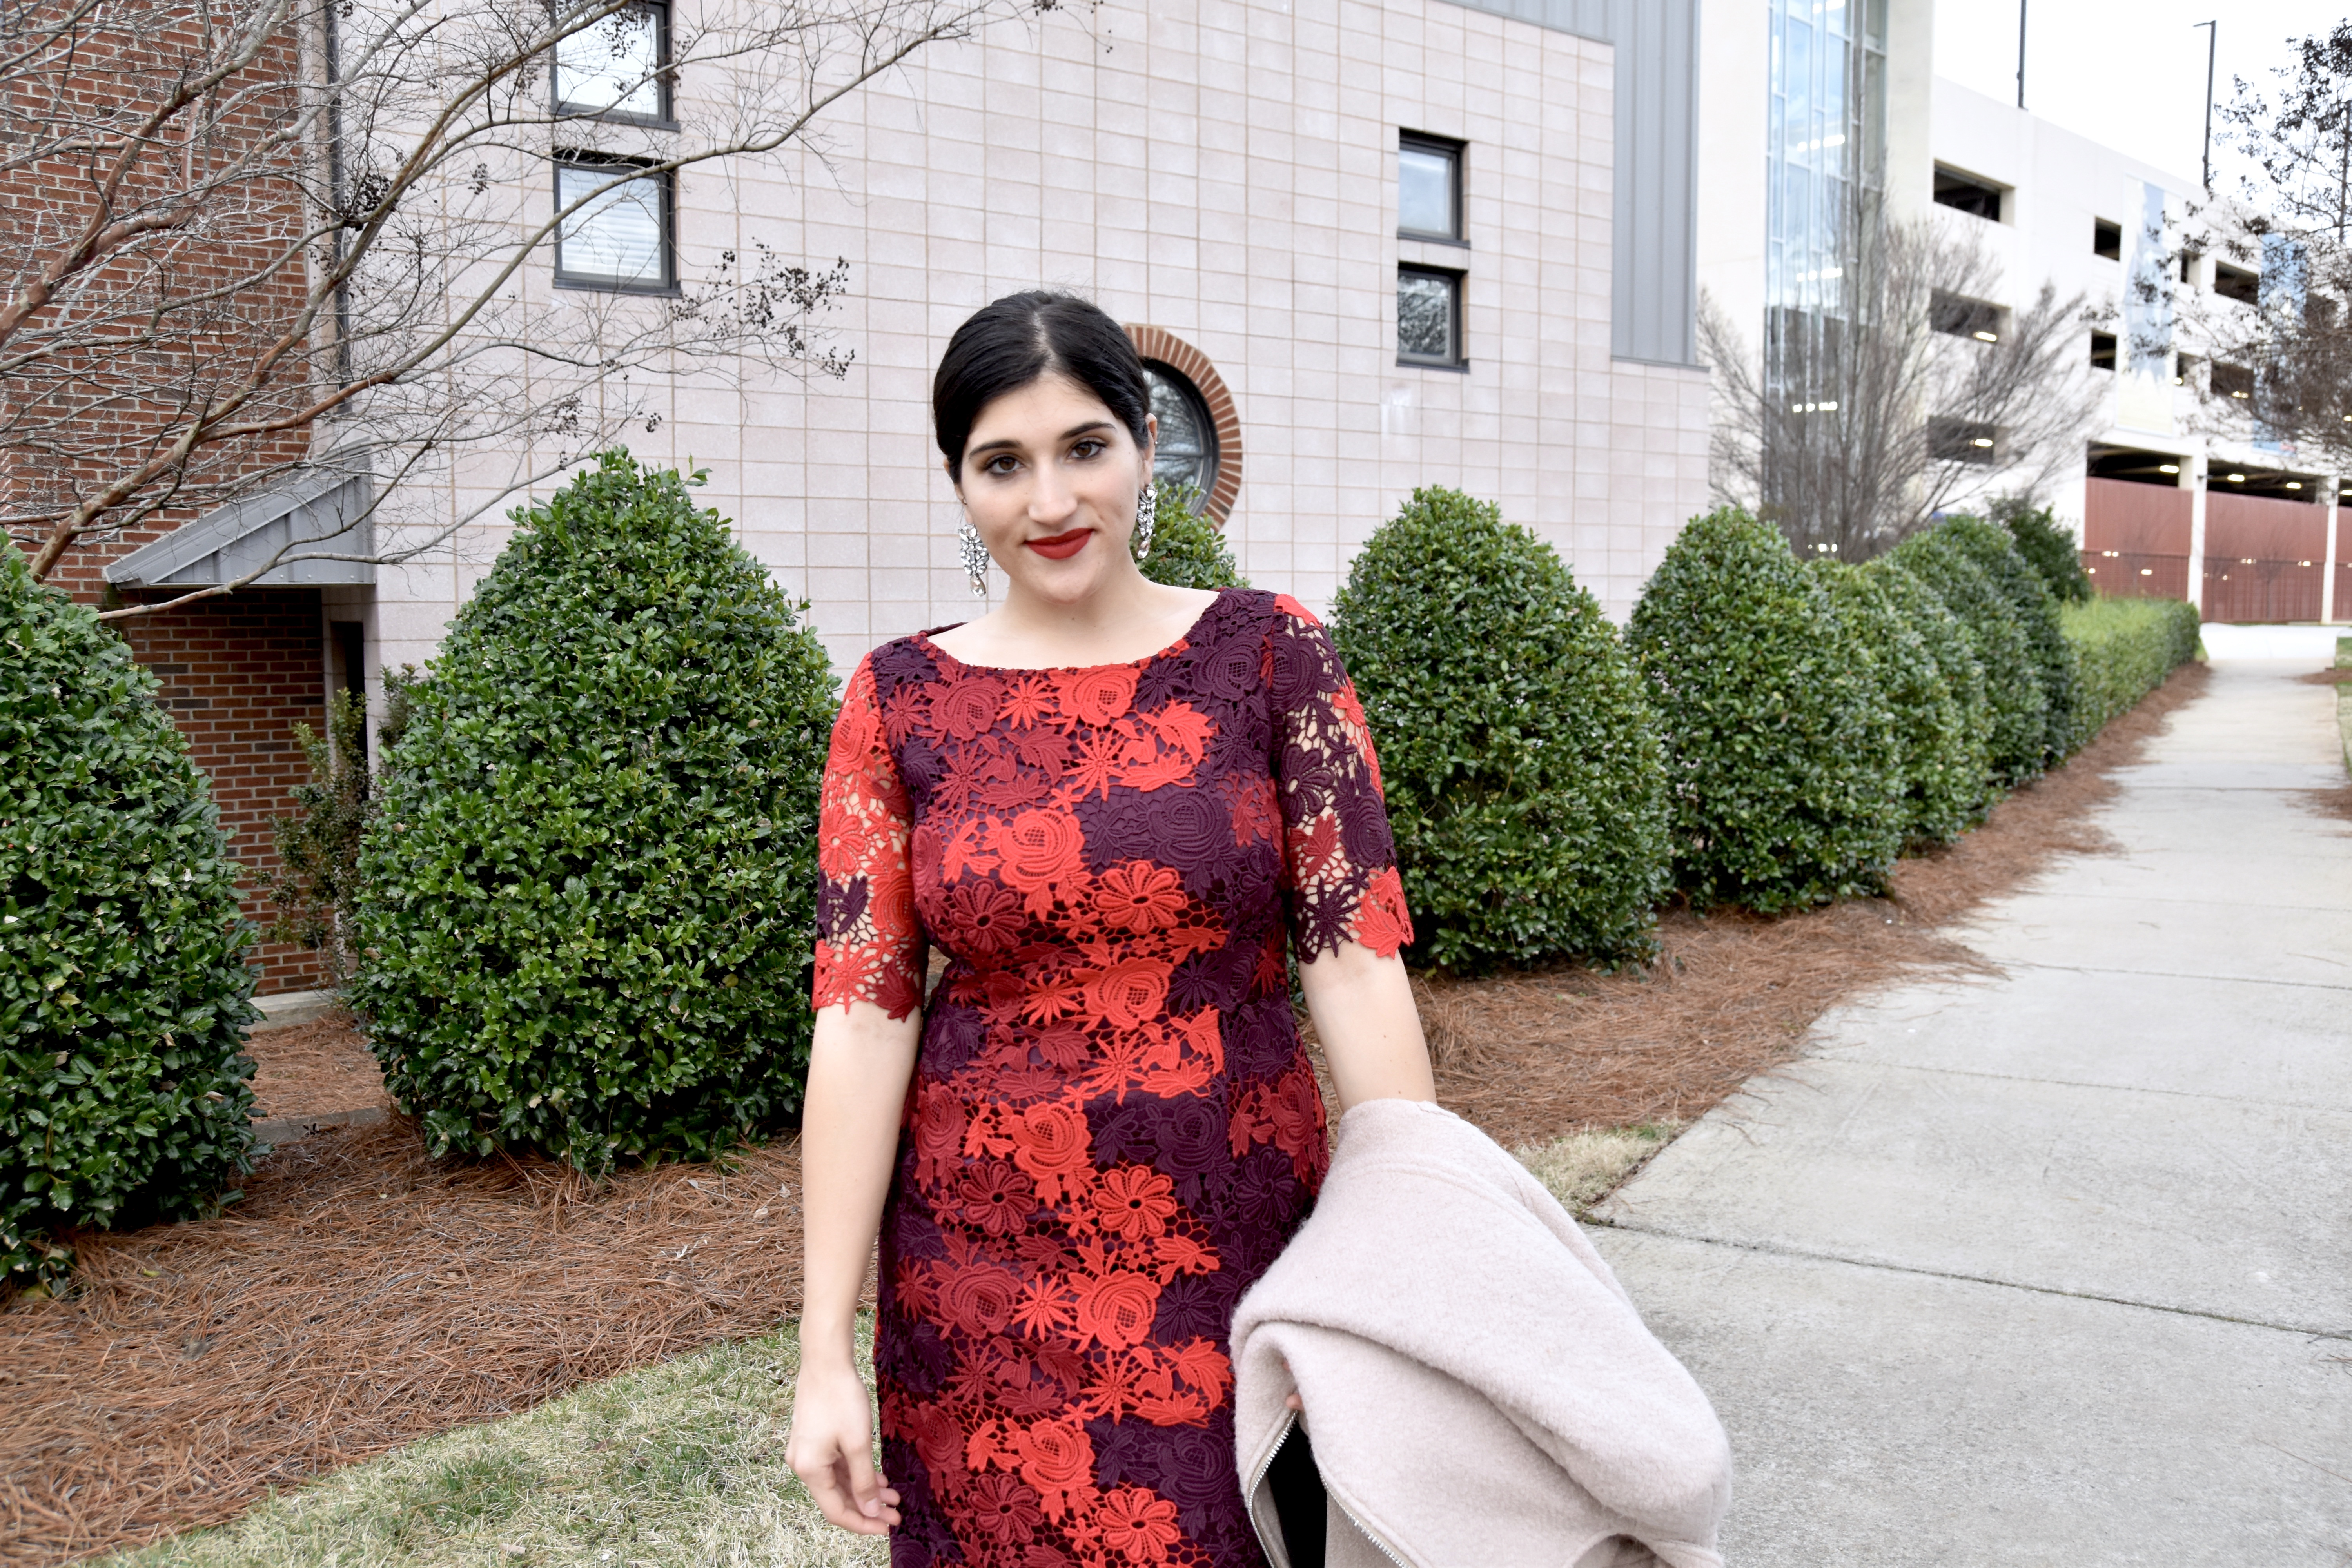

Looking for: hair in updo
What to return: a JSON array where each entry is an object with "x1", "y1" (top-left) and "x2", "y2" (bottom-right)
[{"x1": 933, "y1": 291, "x2": 1152, "y2": 481}]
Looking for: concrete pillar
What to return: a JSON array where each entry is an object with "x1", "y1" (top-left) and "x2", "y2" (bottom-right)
[
  {"x1": 2325, "y1": 476, "x2": 2341, "y2": 624},
  {"x1": 2186, "y1": 453, "x2": 2207, "y2": 614}
]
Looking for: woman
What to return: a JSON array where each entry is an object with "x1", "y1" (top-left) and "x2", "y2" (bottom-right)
[{"x1": 787, "y1": 291, "x2": 1435, "y2": 1568}]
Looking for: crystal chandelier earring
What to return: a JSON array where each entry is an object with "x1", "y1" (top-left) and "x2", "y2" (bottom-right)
[
  {"x1": 957, "y1": 518, "x2": 990, "y2": 597},
  {"x1": 1133, "y1": 481, "x2": 1158, "y2": 562}
]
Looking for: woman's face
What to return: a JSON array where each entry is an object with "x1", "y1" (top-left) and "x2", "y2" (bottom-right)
[{"x1": 952, "y1": 372, "x2": 1155, "y2": 605}]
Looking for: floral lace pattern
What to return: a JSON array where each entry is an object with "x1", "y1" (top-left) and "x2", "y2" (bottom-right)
[{"x1": 813, "y1": 588, "x2": 1409, "y2": 1568}]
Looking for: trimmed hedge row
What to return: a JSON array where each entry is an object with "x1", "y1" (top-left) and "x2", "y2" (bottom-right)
[
  {"x1": 1337, "y1": 493, "x2": 2201, "y2": 960},
  {"x1": 2062, "y1": 597, "x2": 2203, "y2": 738}
]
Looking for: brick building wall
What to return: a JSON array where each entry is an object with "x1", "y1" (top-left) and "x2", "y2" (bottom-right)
[
  {"x1": 115, "y1": 592, "x2": 330, "y2": 993},
  {"x1": 4, "y1": 3, "x2": 331, "y2": 993}
]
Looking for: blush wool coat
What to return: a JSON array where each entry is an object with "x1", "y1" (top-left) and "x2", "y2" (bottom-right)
[{"x1": 1230, "y1": 1098, "x2": 1733, "y2": 1568}]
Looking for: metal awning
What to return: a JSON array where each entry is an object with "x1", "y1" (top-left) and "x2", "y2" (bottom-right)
[{"x1": 104, "y1": 470, "x2": 375, "y2": 589}]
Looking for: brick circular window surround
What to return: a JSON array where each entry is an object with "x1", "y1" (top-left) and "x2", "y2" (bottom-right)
[{"x1": 1124, "y1": 325, "x2": 1242, "y2": 524}]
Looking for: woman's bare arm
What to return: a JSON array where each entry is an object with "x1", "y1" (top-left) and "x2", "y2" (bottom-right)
[
  {"x1": 786, "y1": 998, "x2": 922, "y2": 1534},
  {"x1": 1297, "y1": 942, "x2": 1436, "y2": 1111}
]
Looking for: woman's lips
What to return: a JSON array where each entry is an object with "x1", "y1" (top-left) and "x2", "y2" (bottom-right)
[{"x1": 1025, "y1": 528, "x2": 1092, "y2": 560}]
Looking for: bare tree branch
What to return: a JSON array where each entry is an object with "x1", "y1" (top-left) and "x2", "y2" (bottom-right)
[
  {"x1": 1703, "y1": 215, "x2": 2101, "y2": 560},
  {"x1": 2, "y1": 0, "x2": 1076, "y2": 594}
]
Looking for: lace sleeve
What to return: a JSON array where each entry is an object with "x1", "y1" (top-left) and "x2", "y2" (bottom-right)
[
  {"x1": 1268, "y1": 596, "x2": 1414, "y2": 960},
  {"x1": 813, "y1": 655, "x2": 925, "y2": 1020}
]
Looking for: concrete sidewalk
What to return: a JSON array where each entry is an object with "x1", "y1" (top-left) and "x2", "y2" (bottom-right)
[{"x1": 1593, "y1": 659, "x2": 2352, "y2": 1565}]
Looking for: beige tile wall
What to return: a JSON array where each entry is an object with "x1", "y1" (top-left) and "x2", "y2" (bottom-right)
[{"x1": 378, "y1": 0, "x2": 1711, "y2": 679}]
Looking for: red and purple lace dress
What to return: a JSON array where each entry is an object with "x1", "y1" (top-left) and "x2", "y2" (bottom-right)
[{"x1": 813, "y1": 587, "x2": 1412, "y2": 1568}]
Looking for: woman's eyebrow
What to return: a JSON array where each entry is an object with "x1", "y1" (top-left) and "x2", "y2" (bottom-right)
[{"x1": 965, "y1": 419, "x2": 1118, "y2": 460}]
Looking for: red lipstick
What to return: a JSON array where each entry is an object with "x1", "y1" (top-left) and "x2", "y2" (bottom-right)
[{"x1": 1025, "y1": 528, "x2": 1092, "y2": 560}]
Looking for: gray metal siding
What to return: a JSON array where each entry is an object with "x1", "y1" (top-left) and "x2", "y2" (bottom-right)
[
  {"x1": 1436, "y1": 0, "x2": 1700, "y2": 368},
  {"x1": 1608, "y1": 0, "x2": 1699, "y2": 365}
]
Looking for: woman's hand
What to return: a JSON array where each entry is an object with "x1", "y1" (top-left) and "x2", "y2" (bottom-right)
[
  {"x1": 786, "y1": 1353, "x2": 902, "y2": 1534},
  {"x1": 792, "y1": 996, "x2": 922, "y2": 1534}
]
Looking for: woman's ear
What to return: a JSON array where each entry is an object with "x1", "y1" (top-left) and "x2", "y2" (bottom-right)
[
  {"x1": 943, "y1": 456, "x2": 962, "y2": 501},
  {"x1": 1139, "y1": 412, "x2": 1158, "y2": 478}
]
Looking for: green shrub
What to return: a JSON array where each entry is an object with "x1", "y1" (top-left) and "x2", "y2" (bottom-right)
[
  {"x1": 267, "y1": 689, "x2": 371, "y2": 985},
  {"x1": 1813, "y1": 560, "x2": 1989, "y2": 846},
  {"x1": 1856, "y1": 557, "x2": 1994, "y2": 838},
  {"x1": 1886, "y1": 530, "x2": 2049, "y2": 785},
  {"x1": 1629, "y1": 507, "x2": 1902, "y2": 911},
  {"x1": 1940, "y1": 516, "x2": 2080, "y2": 759},
  {"x1": 1329, "y1": 486, "x2": 1668, "y2": 969},
  {"x1": 1993, "y1": 496, "x2": 2093, "y2": 604},
  {"x1": 2062, "y1": 597, "x2": 2201, "y2": 739},
  {"x1": 1135, "y1": 479, "x2": 1249, "y2": 590},
  {"x1": 350, "y1": 453, "x2": 838, "y2": 1172},
  {"x1": 0, "y1": 546, "x2": 259, "y2": 1284}
]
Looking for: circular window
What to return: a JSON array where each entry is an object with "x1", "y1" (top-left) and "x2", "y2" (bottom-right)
[{"x1": 1143, "y1": 362, "x2": 1218, "y2": 503}]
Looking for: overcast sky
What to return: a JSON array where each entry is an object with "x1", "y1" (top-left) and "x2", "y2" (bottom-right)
[{"x1": 1935, "y1": 0, "x2": 2349, "y2": 195}]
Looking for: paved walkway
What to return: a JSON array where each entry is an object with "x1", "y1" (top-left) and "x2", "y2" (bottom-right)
[{"x1": 1592, "y1": 657, "x2": 2352, "y2": 1565}]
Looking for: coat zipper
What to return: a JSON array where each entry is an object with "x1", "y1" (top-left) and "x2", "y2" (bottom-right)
[
  {"x1": 1245, "y1": 1408, "x2": 1417, "y2": 1568},
  {"x1": 1244, "y1": 1409, "x2": 1297, "y2": 1568}
]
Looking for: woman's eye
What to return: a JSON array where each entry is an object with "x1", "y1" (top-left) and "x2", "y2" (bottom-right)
[
  {"x1": 983, "y1": 454, "x2": 1022, "y2": 475},
  {"x1": 1069, "y1": 438, "x2": 1107, "y2": 460}
]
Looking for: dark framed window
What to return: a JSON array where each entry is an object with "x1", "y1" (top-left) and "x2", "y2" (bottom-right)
[
  {"x1": 554, "y1": 156, "x2": 675, "y2": 293},
  {"x1": 2089, "y1": 330, "x2": 2117, "y2": 371},
  {"x1": 1930, "y1": 289, "x2": 2005, "y2": 342},
  {"x1": 2093, "y1": 219, "x2": 2122, "y2": 260},
  {"x1": 2212, "y1": 261, "x2": 2260, "y2": 305},
  {"x1": 2212, "y1": 361, "x2": 2254, "y2": 400},
  {"x1": 1397, "y1": 132, "x2": 1465, "y2": 244},
  {"x1": 1142, "y1": 362, "x2": 1218, "y2": 500},
  {"x1": 552, "y1": 2, "x2": 672, "y2": 125},
  {"x1": 1932, "y1": 163, "x2": 2005, "y2": 222},
  {"x1": 1397, "y1": 265, "x2": 1465, "y2": 368},
  {"x1": 1929, "y1": 416, "x2": 1998, "y2": 464}
]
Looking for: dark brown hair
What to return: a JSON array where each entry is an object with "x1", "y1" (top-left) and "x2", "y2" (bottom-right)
[{"x1": 932, "y1": 291, "x2": 1151, "y2": 481}]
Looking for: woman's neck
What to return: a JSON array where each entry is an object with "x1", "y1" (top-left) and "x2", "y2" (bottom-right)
[{"x1": 928, "y1": 573, "x2": 1222, "y2": 670}]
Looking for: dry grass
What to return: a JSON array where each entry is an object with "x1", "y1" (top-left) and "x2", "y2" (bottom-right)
[
  {"x1": 1, "y1": 1119, "x2": 807, "y2": 1564},
  {"x1": 101, "y1": 1323, "x2": 882, "y2": 1568},
  {"x1": 0, "y1": 659, "x2": 2213, "y2": 1566}
]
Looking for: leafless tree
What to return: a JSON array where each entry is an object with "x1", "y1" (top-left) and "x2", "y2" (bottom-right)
[
  {"x1": 0, "y1": 0, "x2": 1068, "y2": 619},
  {"x1": 2156, "y1": 24, "x2": 2352, "y2": 475},
  {"x1": 1703, "y1": 216, "x2": 2101, "y2": 560}
]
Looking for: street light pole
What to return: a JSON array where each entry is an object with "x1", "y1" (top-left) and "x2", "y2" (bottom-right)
[
  {"x1": 2017, "y1": 0, "x2": 2028, "y2": 109},
  {"x1": 2196, "y1": 20, "x2": 2218, "y2": 191}
]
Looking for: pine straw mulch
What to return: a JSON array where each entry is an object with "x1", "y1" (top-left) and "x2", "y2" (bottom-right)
[
  {"x1": 0, "y1": 661, "x2": 2212, "y2": 1565},
  {"x1": 1, "y1": 1118, "x2": 807, "y2": 1564},
  {"x1": 1420, "y1": 659, "x2": 2212, "y2": 1146},
  {"x1": 242, "y1": 1015, "x2": 393, "y2": 1120}
]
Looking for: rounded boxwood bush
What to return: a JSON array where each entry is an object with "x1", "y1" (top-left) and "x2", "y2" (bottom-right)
[
  {"x1": 1330, "y1": 486, "x2": 1668, "y2": 970},
  {"x1": 1940, "y1": 516, "x2": 2080, "y2": 761},
  {"x1": 350, "y1": 453, "x2": 838, "y2": 1172},
  {"x1": 1994, "y1": 497, "x2": 2093, "y2": 604},
  {"x1": 1629, "y1": 507, "x2": 1902, "y2": 911},
  {"x1": 1856, "y1": 557, "x2": 1994, "y2": 841},
  {"x1": 1135, "y1": 479, "x2": 1249, "y2": 590},
  {"x1": 1, "y1": 546, "x2": 259, "y2": 1283},
  {"x1": 1813, "y1": 560, "x2": 1989, "y2": 847},
  {"x1": 1887, "y1": 529, "x2": 2049, "y2": 786}
]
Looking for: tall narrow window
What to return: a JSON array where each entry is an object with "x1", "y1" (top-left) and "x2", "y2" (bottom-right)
[
  {"x1": 1397, "y1": 266, "x2": 1464, "y2": 368},
  {"x1": 1397, "y1": 133, "x2": 1463, "y2": 243},
  {"x1": 554, "y1": 158, "x2": 675, "y2": 292},
  {"x1": 553, "y1": 2, "x2": 670, "y2": 124}
]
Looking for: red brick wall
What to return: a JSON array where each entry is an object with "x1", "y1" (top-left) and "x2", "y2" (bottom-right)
[{"x1": 117, "y1": 592, "x2": 328, "y2": 993}]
